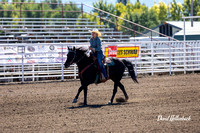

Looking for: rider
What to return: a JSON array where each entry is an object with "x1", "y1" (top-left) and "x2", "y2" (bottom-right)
[{"x1": 89, "y1": 28, "x2": 107, "y2": 82}]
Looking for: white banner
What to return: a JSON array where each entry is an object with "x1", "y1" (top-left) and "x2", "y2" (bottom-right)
[{"x1": 0, "y1": 45, "x2": 68, "y2": 64}]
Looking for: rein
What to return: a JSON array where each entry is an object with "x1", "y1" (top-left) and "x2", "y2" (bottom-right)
[
  {"x1": 68, "y1": 50, "x2": 86, "y2": 64},
  {"x1": 78, "y1": 63, "x2": 94, "y2": 78},
  {"x1": 68, "y1": 50, "x2": 94, "y2": 79},
  {"x1": 76, "y1": 54, "x2": 86, "y2": 63}
]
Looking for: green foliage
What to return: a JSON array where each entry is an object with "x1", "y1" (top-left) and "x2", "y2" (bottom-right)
[
  {"x1": 0, "y1": 4, "x2": 4, "y2": 17},
  {"x1": 117, "y1": 0, "x2": 129, "y2": 6},
  {"x1": 183, "y1": 0, "x2": 200, "y2": 18},
  {"x1": 0, "y1": 0, "x2": 81, "y2": 18},
  {"x1": 158, "y1": 2, "x2": 168, "y2": 22},
  {"x1": 118, "y1": 1, "x2": 159, "y2": 35},
  {"x1": 92, "y1": 0, "x2": 116, "y2": 28},
  {"x1": 0, "y1": 0, "x2": 200, "y2": 35},
  {"x1": 169, "y1": 0, "x2": 183, "y2": 21},
  {"x1": 44, "y1": 0, "x2": 62, "y2": 10},
  {"x1": 62, "y1": 2, "x2": 81, "y2": 18},
  {"x1": 122, "y1": 3, "x2": 160, "y2": 36}
]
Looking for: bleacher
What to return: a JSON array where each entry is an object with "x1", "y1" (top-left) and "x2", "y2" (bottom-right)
[
  {"x1": 0, "y1": 18, "x2": 131, "y2": 44},
  {"x1": 0, "y1": 17, "x2": 131, "y2": 82}
]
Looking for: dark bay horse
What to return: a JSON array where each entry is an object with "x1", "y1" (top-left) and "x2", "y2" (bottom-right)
[{"x1": 64, "y1": 47, "x2": 138, "y2": 105}]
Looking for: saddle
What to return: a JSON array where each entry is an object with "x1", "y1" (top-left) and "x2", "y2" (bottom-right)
[
  {"x1": 78, "y1": 52, "x2": 115, "y2": 84},
  {"x1": 91, "y1": 55, "x2": 115, "y2": 84}
]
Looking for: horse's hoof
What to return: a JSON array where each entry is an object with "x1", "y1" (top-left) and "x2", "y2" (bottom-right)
[
  {"x1": 125, "y1": 96, "x2": 129, "y2": 101},
  {"x1": 108, "y1": 101, "x2": 112, "y2": 105},
  {"x1": 72, "y1": 98, "x2": 77, "y2": 103}
]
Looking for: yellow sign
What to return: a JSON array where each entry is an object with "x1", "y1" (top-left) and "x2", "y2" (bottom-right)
[{"x1": 105, "y1": 46, "x2": 140, "y2": 58}]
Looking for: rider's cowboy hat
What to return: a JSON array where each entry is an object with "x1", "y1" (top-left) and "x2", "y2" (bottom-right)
[{"x1": 89, "y1": 28, "x2": 101, "y2": 37}]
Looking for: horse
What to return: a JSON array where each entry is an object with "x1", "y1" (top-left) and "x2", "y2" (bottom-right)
[{"x1": 64, "y1": 47, "x2": 138, "y2": 105}]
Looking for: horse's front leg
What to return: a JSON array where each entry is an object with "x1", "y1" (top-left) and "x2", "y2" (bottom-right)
[
  {"x1": 108, "y1": 82, "x2": 118, "y2": 104},
  {"x1": 72, "y1": 86, "x2": 84, "y2": 103}
]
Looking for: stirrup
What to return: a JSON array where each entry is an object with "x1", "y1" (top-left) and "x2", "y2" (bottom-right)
[{"x1": 101, "y1": 73, "x2": 107, "y2": 82}]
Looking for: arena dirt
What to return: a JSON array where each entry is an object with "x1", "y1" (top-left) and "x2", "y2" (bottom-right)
[{"x1": 0, "y1": 74, "x2": 199, "y2": 132}]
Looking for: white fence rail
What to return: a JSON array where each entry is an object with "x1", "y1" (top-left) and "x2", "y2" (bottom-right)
[
  {"x1": 137, "y1": 41, "x2": 200, "y2": 75},
  {"x1": 0, "y1": 41, "x2": 200, "y2": 83}
]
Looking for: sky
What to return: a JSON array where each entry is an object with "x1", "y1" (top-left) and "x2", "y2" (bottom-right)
[{"x1": 60, "y1": 0, "x2": 184, "y2": 7}]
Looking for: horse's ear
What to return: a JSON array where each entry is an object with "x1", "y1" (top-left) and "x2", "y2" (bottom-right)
[
  {"x1": 73, "y1": 46, "x2": 75, "y2": 51},
  {"x1": 68, "y1": 46, "x2": 73, "y2": 51}
]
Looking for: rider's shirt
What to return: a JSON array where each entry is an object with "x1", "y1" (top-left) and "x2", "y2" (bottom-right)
[{"x1": 90, "y1": 37, "x2": 103, "y2": 54}]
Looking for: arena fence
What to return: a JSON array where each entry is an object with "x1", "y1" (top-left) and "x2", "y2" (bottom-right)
[{"x1": 0, "y1": 41, "x2": 200, "y2": 83}]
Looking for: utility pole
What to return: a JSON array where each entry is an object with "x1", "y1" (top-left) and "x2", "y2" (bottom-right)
[{"x1": 191, "y1": 0, "x2": 193, "y2": 27}]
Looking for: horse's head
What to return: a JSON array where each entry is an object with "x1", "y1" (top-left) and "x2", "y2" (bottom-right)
[{"x1": 64, "y1": 47, "x2": 88, "y2": 68}]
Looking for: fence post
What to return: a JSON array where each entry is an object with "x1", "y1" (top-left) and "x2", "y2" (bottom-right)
[
  {"x1": 133, "y1": 24, "x2": 135, "y2": 41},
  {"x1": 18, "y1": 46, "x2": 25, "y2": 83},
  {"x1": 169, "y1": 42, "x2": 172, "y2": 75},
  {"x1": 183, "y1": 18, "x2": 186, "y2": 74},
  {"x1": 74, "y1": 64, "x2": 77, "y2": 80},
  {"x1": 22, "y1": 53, "x2": 24, "y2": 83},
  {"x1": 184, "y1": 41, "x2": 186, "y2": 74},
  {"x1": 32, "y1": 64, "x2": 35, "y2": 81},
  {"x1": 61, "y1": 44, "x2": 64, "y2": 81},
  {"x1": 151, "y1": 42, "x2": 154, "y2": 75},
  {"x1": 135, "y1": 43, "x2": 138, "y2": 76}
]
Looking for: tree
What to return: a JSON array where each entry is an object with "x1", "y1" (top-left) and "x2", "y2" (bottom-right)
[
  {"x1": 93, "y1": 0, "x2": 116, "y2": 28},
  {"x1": 169, "y1": 0, "x2": 183, "y2": 21},
  {"x1": 0, "y1": 4, "x2": 4, "y2": 17},
  {"x1": 115, "y1": 2, "x2": 126, "y2": 30},
  {"x1": 117, "y1": 0, "x2": 129, "y2": 6},
  {"x1": 150, "y1": 2, "x2": 168, "y2": 22},
  {"x1": 2, "y1": 2, "x2": 13, "y2": 18},
  {"x1": 79, "y1": 12, "x2": 103, "y2": 26},
  {"x1": 62, "y1": 2, "x2": 81, "y2": 18},
  {"x1": 148, "y1": 8, "x2": 160, "y2": 28},
  {"x1": 121, "y1": 1, "x2": 159, "y2": 36},
  {"x1": 44, "y1": 0, "x2": 62, "y2": 10},
  {"x1": 183, "y1": 0, "x2": 200, "y2": 17},
  {"x1": 158, "y1": 2, "x2": 168, "y2": 22}
]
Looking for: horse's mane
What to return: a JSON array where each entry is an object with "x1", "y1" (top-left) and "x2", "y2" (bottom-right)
[
  {"x1": 76, "y1": 47, "x2": 88, "y2": 53},
  {"x1": 68, "y1": 46, "x2": 89, "y2": 56}
]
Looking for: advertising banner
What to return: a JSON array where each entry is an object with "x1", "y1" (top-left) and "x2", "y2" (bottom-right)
[
  {"x1": 0, "y1": 45, "x2": 68, "y2": 64},
  {"x1": 104, "y1": 44, "x2": 140, "y2": 59}
]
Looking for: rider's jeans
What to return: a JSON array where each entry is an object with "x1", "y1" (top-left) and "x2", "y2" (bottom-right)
[{"x1": 97, "y1": 53, "x2": 107, "y2": 78}]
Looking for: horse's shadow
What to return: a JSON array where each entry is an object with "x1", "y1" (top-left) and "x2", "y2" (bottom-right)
[{"x1": 67, "y1": 102, "x2": 135, "y2": 109}]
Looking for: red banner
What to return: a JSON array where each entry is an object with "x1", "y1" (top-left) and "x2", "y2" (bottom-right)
[{"x1": 108, "y1": 45, "x2": 117, "y2": 57}]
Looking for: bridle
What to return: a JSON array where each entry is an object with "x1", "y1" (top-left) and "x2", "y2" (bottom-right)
[{"x1": 67, "y1": 50, "x2": 86, "y2": 65}]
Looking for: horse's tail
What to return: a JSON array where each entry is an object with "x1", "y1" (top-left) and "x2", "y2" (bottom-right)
[{"x1": 122, "y1": 59, "x2": 138, "y2": 83}]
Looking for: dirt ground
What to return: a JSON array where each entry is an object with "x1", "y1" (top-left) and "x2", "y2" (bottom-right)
[{"x1": 0, "y1": 74, "x2": 199, "y2": 133}]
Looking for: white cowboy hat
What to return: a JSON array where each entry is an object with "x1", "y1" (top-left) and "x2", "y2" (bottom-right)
[{"x1": 89, "y1": 28, "x2": 102, "y2": 37}]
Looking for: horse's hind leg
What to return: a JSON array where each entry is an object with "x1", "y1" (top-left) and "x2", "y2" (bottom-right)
[
  {"x1": 72, "y1": 86, "x2": 84, "y2": 103},
  {"x1": 108, "y1": 82, "x2": 118, "y2": 104},
  {"x1": 118, "y1": 82, "x2": 129, "y2": 100},
  {"x1": 83, "y1": 86, "x2": 88, "y2": 105}
]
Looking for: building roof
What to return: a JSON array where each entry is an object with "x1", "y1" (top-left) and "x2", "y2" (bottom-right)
[
  {"x1": 143, "y1": 21, "x2": 200, "y2": 36},
  {"x1": 166, "y1": 21, "x2": 200, "y2": 36},
  {"x1": 166, "y1": 21, "x2": 200, "y2": 29},
  {"x1": 175, "y1": 27, "x2": 200, "y2": 35}
]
